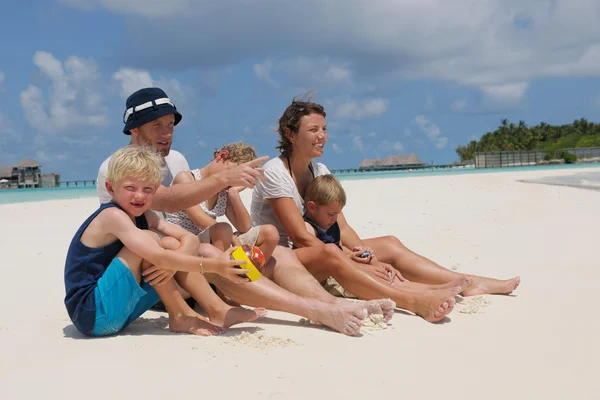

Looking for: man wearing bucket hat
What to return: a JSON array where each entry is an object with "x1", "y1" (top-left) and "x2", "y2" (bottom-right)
[
  {"x1": 94, "y1": 87, "x2": 384, "y2": 337},
  {"x1": 97, "y1": 87, "x2": 267, "y2": 210}
]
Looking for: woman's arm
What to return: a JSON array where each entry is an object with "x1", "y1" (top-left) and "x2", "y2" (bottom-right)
[
  {"x1": 172, "y1": 171, "x2": 218, "y2": 231},
  {"x1": 268, "y1": 197, "x2": 324, "y2": 248},
  {"x1": 224, "y1": 187, "x2": 252, "y2": 233},
  {"x1": 337, "y1": 211, "x2": 365, "y2": 249}
]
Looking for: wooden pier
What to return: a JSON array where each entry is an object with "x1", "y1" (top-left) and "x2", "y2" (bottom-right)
[
  {"x1": 331, "y1": 163, "x2": 473, "y2": 174},
  {"x1": 59, "y1": 180, "x2": 96, "y2": 187}
]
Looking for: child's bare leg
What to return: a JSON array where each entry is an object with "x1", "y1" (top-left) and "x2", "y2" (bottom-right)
[
  {"x1": 208, "y1": 222, "x2": 234, "y2": 251},
  {"x1": 173, "y1": 243, "x2": 267, "y2": 328},
  {"x1": 253, "y1": 224, "x2": 279, "y2": 261},
  {"x1": 139, "y1": 232, "x2": 224, "y2": 336}
]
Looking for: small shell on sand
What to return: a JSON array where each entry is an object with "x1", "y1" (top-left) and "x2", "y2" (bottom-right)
[
  {"x1": 455, "y1": 295, "x2": 492, "y2": 314},
  {"x1": 224, "y1": 331, "x2": 297, "y2": 349}
]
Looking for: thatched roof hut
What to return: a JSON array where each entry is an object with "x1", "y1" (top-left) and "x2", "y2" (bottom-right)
[{"x1": 359, "y1": 153, "x2": 425, "y2": 169}]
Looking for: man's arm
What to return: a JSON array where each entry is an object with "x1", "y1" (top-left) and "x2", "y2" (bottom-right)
[
  {"x1": 170, "y1": 171, "x2": 219, "y2": 230},
  {"x1": 151, "y1": 156, "x2": 269, "y2": 213},
  {"x1": 224, "y1": 187, "x2": 252, "y2": 233},
  {"x1": 268, "y1": 197, "x2": 325, "y2": 248}
]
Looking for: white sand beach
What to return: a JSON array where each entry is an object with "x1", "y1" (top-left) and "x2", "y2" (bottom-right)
[{"x1": 1, "y1": 166, "x2": 599, "y2": 399}]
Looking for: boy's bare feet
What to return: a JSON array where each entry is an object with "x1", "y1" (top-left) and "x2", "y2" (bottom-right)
[
  {"x1": 209, "y1": 306, "x2": 267, "y2": 329},
  {"x1": 413, "y1": 287, "x2": 460, "y2": 323},
  {"x1": 462, "y1": 276, "x2": 520, "y2": 296},
  {"x1": 169, "y1": 313, "x2": 225, "y2": 336},
  {"x1": 316, "y1": 302, "x2": 368, "y2": 336}
]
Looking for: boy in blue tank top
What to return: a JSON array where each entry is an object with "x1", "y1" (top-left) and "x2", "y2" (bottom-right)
[{"x1": 64, "y1": 145, "x2": 260, "y2": 337}]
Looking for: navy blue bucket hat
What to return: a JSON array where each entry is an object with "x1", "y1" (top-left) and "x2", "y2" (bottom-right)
[{"x1": 122, "y1": 87, "x2": 182, "y2": 134}]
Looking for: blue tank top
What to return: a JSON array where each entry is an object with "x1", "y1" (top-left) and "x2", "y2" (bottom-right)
[
  {"x1": 63, "y1": 201, "x2": 148, "y2": 335},
  {"x1": 303, "y1": 215, "x2": 342, "y2": 250}
]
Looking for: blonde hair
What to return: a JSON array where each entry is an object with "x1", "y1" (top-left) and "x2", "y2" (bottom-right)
[
  {"x1": 213, "y1": 142, "x2": 257, "y2": 164},
  {"x1": 304, "y1": 174, "x2": 346, "y2": 207},
  {"x1": 107, "y1": 145, "x2": 164, "y2": 186}
]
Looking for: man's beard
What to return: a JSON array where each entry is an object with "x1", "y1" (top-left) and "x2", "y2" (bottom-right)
[{"x1": 135, "y1": 132, "x2": 169, "y2": 157}]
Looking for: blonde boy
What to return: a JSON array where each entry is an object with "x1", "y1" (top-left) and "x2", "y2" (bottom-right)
[{"x1": 64, "y1": 145, "x2": 259, "y2": 337}]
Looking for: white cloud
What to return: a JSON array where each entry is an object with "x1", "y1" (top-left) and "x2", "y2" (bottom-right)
[
  {"x1": 352, "y1": 135, "x2": 365, "y2": 151},
  {"x1": 0, "y1": 71, "x2": 4, "y2": 85},
  {"x1": 196, "y1": 140, "x2": 207, "y2": 148},
  {"x1": 331, "y1": 143, "x2": 343, "y2": 154},
  {"x1": 368, "y1": 131, "x2": 377, "y2": 137},
  {"x1": 61, "y1": 0, "x2": 600, "y2": 102},
  {"x1": 334, "y1": 98, "x2": 387, "y2": 119},
  {"x1": 253, "y1": 60, "x2": 279, "y2": 87},
  {"x1": 19, "y1": 51, "x2": 110, "y2": 134},
  {"x1": 482, "y1": 82, "x2": 529, "y2": 106},
  {"x1": 112, "y1": 67, "x2": 188, "y2": 103},
  {"x1": 256, "y1": 57, "x2": 352, "y2": 89},
  {"x1": 415, "y1": 115, "x2": 448, "y2": 149},
  {"x1": 451, "y1": 100, "x2": 468, "y2": 112}
]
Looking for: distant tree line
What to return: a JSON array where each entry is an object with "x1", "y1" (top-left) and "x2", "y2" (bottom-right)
[{"x1": 455, "y1": 118, "x2": 600, "y2": 162}]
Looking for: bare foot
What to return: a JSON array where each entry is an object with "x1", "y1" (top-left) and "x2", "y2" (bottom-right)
[
  {"x1": 209, "y1": 306, "x2": 267, "y2": 329},
  {"x1": 371, "y1": 299, "x2": 396, "y2": 323},
  {"x1": 462, "y1": 276, "x2": 520, "y2": 296},
  {"x1": 317, "y1": 303, "x2": 368, "y2": 336},
  {"x1": 333, "y1": 298, "x2": 394, "y2": 324},
  {"x1": 169, "y1": 313, "x2": 225, "y2": 336},
  {"x1": 413, "y1": 287, "x2": 459, "y2": 323}
]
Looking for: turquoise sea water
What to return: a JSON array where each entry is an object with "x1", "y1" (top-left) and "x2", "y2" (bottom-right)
[{"x1": 1, "y1": 163, "x2": 599, "y2": 205}]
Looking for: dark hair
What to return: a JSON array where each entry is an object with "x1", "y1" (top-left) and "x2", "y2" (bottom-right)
[{"x1": 276, "y1": 92, "x2": 326, "y2": 155}]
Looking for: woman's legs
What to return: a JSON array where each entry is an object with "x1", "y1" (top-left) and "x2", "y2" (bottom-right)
[
  {"x1": 363, "y1": 236, "x2": 521, "y2": 296},
  {"x1": 295, "y1": 244, "x2": 459, "y2": 323},
  {"x1": 266, "y1": 245, "x2": 395, "y2": 321}
]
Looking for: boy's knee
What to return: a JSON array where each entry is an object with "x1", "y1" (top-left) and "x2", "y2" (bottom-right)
[
  {"x1": 213, "y1": 222, "x2": 233, "y2": 235},
  {"x1": 159, "y1": 236, "x2": 181, "y2": 251},
  {"x1": 261, "y1": 224, "x2": 279, "y2": 243}
]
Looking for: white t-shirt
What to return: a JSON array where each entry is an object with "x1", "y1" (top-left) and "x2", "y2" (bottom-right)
[
  {"x1": 250, "y1": 156, "x2": 331, "y2": 247},
  {"x1": 96, "y1": 149, "x2": 190, "y2": 208}
]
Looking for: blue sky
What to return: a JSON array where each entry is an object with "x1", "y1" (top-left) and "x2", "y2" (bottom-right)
[{"x1": 1, "y1": 0, "x2": 599, "y2": 180}]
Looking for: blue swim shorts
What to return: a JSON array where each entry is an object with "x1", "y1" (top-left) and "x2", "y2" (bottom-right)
[{"x1": 92, "y1": 256, "x2": 160, "y2": 337}]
